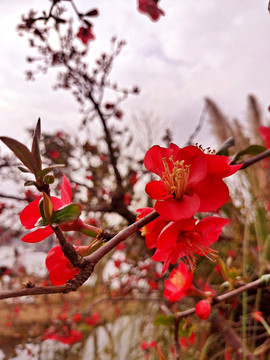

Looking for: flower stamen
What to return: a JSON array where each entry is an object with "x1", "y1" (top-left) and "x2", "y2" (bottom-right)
[{"x1": 162, "y1": 156, "x2": 190, "y2": 200}]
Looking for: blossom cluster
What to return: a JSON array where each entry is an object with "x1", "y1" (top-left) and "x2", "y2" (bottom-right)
[{"x1": 137, "y1": 143, "x2": 242, "y2": 315}]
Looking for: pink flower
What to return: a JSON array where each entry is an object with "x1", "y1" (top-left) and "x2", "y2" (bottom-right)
[
  {"x1": 152, "y1": 216, "x2": 229, "y2": 274},
  {"x1": 77, "y1": 26, "x2": 95, "y2": 44},
  {"x1": 138, "y1": 0, "x2": 165, "y2": 21},
  {"x1": 144, "y1": 144, "x2": 242, "y2": 221},
  {"x1": 163, "y1": 262, "x2": 193, "y2": 302},
  {"x1": 195, "y1": 299, "x2": 211, "y2": 320}
]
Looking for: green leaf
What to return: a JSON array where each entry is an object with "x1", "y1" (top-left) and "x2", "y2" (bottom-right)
[
  {"x1": 153, "y1": 314, "x2": 174, "y2": 326},
  {"x1": 0, "y1": 136, "x2": 38, "y2": 174},
  {"x1": 216, "y1": 137, "x2": 235, "y2": 156},
  {"x1": 18, "y1": 166, "x2": 31, "y2": 173},
  {"x1": 51, "y1": 203, "x2": 82, "y2": 225},
  {"x1": 230, "y1": 145, "x2": 266, "y2": 164},
  {"x1": 37, "y1": 164, "x2": 65, "y2": 179},
  {"x1": 24, "y1": 180, "x2": 37, "y2": 187},
  {"x1": 178, "y1": 318, "x2": 192, "y2": 337},
  {"x1": 38, "y1": 199, "x2": 47, "y2": 222},
  {"x1": 31, "y1": 118, "x2": 42, "y2": 172},
  {"x1": 35, "y1": 217, "x2": 49, "y2": 227},
  {"x1": 44, "y1": 174, "x2": 55, "y2": 185}
]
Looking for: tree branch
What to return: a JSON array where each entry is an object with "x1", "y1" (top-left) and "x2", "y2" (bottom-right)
[{"x1": 175, "y1": 275, "x2": 270, "y2": 321}]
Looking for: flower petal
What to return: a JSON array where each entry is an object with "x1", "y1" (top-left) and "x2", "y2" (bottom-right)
[
  {"x1": 144, "y1": 145, "x2": 173, "y2": 177},
  {"x1": 145, "y1": 180, "x2": 172, "y2": 200},
  {"x1": 61, "y1": 174, "x2": 72, "y2": 204},
  {"x1": 20, "y1": 197, "x2": 42, "y2": 229},
  {"x1": 196, "y1": 175, "x2": 229, "y2": 212},
  {"x1": 154, "y1": 193, "x2": 200, "y2": 221},
  {"x1": 21, "y1": 226, "x2": 54, "y2": 243}
]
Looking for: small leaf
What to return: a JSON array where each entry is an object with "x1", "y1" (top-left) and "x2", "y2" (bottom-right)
[
  {"x1": 37, "y1": 164, "x2": 65, "y2": 179},
  {"x1": 51, "y1": 203, "x2": 82, "y2": 225},
  {"x1": 42, "y1": 192, "x2": 54, "y2": 222},
  {"x1": 0, "y1": 136, "x2": 38, "y2": 174},
  {"x1": 178, "y1": 318, "x2": 192, "y2": 337},
  {"x1": 84, "y1": 9, "x2": 99, "y2": 17},
  {"x1": 230, "y1": 145, "x2": 266, "y2": 164},
  {"x1": 31, "y1": 118, "x2": 42, "y2": 172},
  {"x1": 216, "y1": 137, "x2": 235, "y2": 156},
  {"x1": 44, "y1": 174, "x2": 55, "y2": 185},
  {"x1": 18, "y1": 166, "x2": 31, "y2": 173},
  {"x1": 24, "y1": 180, "x2": 37, "y2": 187},
  {"x1": 38, "y1": 198, "x2": 46, "y2": 222},
  {"x1": 35, "y1": 217, "x2": 49, "y2": 227},
  {"x1": 153, "y1": 314, "x2": 174, "y2": 326}
]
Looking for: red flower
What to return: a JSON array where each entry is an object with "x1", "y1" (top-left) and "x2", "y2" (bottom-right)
[
  {"x1": 152, "y1": 216, "x2": 229, "y2": 273},
  {"x1": 179, "y1": 332, "x2": 195, "y2": 349},
  {"x1": 141, "y1": 341, "x2": 157, "y2": 350},
  {"x1": 144, "y1": 144, "x2": 242, "y2": 221},
  {"x1": 46, "y1": 245, "x2": 80, "y2": 286},
  {"x1": 77, "y1": 26, "x2": 95, "y2": 44},
  {"x1": 163, "y1": 262, "x2": 193, "y2": 302},
  {"x1": 136, "y1": 207, "x2": 169, "y2": 249},
  {"x1": 72, "y1": 313, "x2": 82, "y2": 323},
  {"x1": 258, "y1": 126, "x2": 270, "y2": 149},
  {"x1": 85, "y1": 312, "x2": 100, "y2": 326},
  {"x1": 138, "y1": 0, "x2": 165, "y2": 21},
  {"x1": 252, "y1": 311, "x2": 264, "y2": 322},
  {"x1": 195, "y1": 299, "x2": 211, "y2": 320},
  {"x1": 20, "y1": 175, "x2": 73, "y2": 243},
  {"x1": 42, "y1": 328, "x2": 82, "y2": 344}
]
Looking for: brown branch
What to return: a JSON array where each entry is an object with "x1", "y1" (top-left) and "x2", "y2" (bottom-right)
[
  {"x1": 239, "y1": 149, "x2": 270, "y2": 169},
  {"x1": 0, "y1": 193, "x2": 25, "y2": 201},
  {"x1": 212, "y1": 317, "x2": 256, "y2": 360},
  {"x1": 51, "y1": 225, "x2": 84, "y2": 268},
  {"x1": 0, "y1": 285, "x2": 66, "y2": 300},
  {"x1": 175, "y1": 275, "x2": 270, "y2": 321},
  {"x1": 84, "y1": 210, "x2": 159, "y2": 265},
  {"x1": 0, "y1": 211, "x2": 159, "y2": 300},
  {"x1": 174, "y1": 317, "x2": 181, "y2": 360}
]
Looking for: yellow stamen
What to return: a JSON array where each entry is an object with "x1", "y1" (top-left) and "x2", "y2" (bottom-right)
[
  {"x1": 171, "y1": 272, "x2": 185, "y2": 288},
  {"x1": 162, "y1": 156, "x2": 190, "y2": 200}
]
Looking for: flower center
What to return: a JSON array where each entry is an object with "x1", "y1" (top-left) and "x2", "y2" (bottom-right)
[
  {"x1": 162, "y1": 156, "x2": 190, "y2": 200},
  {"x1": 171, "y1": 271, "x2": 185, "y2": 289}
]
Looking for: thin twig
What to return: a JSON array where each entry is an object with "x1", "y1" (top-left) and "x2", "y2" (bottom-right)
[{"x1": 175, "y1": 275, "x2": 270, "y2": 321}]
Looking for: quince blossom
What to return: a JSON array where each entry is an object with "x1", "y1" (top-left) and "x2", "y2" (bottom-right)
[
  {"x1": 138, "y1": 0, "x2": 164, "y2": 21},
  {"x1": 152, "y1": 216, "x2": 229, "y2": 273},
  {"x1": 163, "y1": 262, "x2": 193, "y2": 302},
  {"x1": 144, "y1": 144, "x2": 241, "y2": 221}
]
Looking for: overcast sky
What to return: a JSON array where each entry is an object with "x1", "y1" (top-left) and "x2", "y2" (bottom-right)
[{"x1": 1, "y1": 0, "x2": 270, "y2": 150}]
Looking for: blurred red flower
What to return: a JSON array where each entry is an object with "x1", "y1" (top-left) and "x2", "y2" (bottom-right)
[
  {"x1": 144, "y1": 144, "x2": 241, "y2": 221},
  {"x1": 195, "y1": 299, "x2": 211, "y2": 320},
  {"x1": 77, "y1": 26, "x2": 94, "y2": 44},
  {"x1": 163, "y1": 262, "x2": 193, "y2": 302},
  {"x1": 138, "y1": 0, "x2": 164, "y2": 21},
  {"x1": 85, "y1": 312, "x2": 100, "y2": 326},
  {"x1": 46, "y1": 245, "x2": 80, "y2": 286},
  {"x1": 258, "y1": 126, "x2": 270, "y2": 149},
  {"x1": 42, "y1": 328, "x2": 82, "y2": 344}
]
